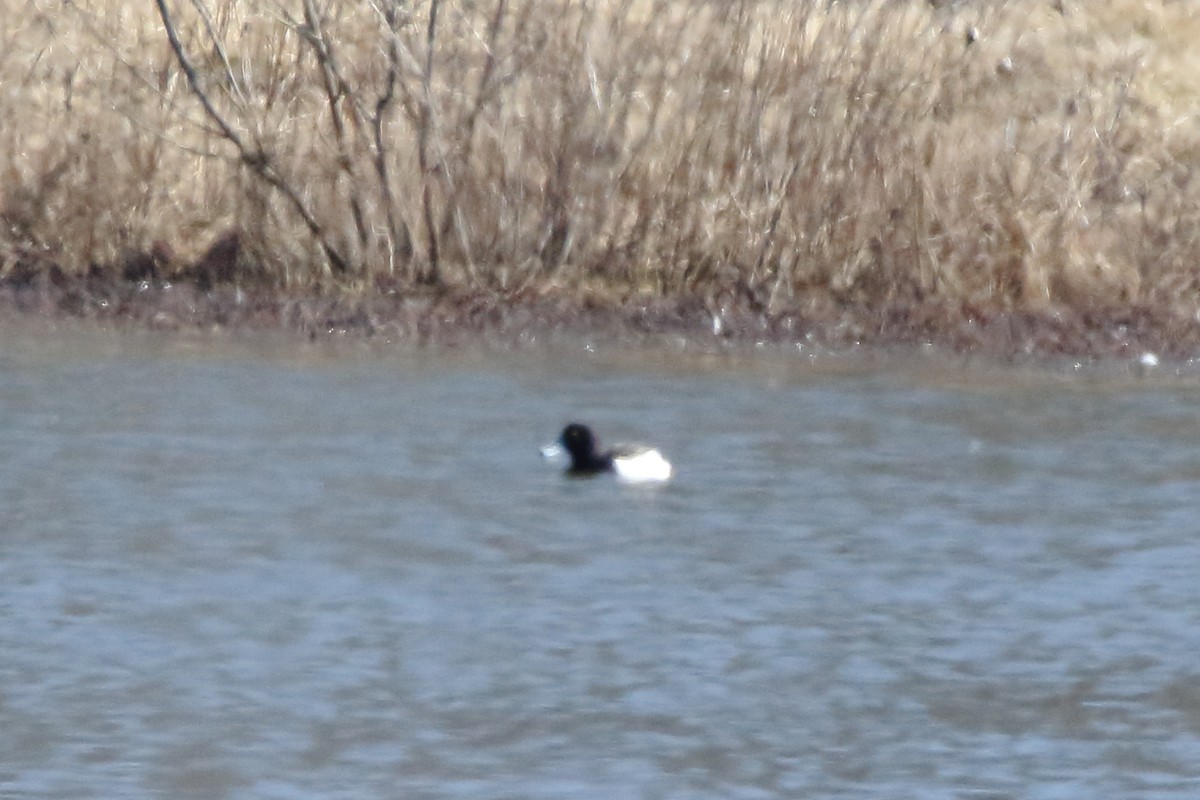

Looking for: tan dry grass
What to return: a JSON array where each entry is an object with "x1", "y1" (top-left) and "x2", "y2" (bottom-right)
[{"x1": 1, "y1": 0, "x2": 1199, "y2": 329}]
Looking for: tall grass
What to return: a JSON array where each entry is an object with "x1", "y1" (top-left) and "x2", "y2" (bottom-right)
[{"x1": 2, "y1": 0, "x2": 1199, "y2": 331}]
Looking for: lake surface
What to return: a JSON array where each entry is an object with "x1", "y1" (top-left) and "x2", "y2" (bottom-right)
[{"x1": 2, "y1": 322, "x2": 1200, "y2": 799}]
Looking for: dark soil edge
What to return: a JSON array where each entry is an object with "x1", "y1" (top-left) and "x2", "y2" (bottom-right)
[{"x1": 1, "y1": 263, "x2": 1196, "y2": 363}]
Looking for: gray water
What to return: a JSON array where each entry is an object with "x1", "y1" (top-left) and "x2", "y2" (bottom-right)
[{"x1": 2, "y1": 323, "x2": 1200, "y2": 799}]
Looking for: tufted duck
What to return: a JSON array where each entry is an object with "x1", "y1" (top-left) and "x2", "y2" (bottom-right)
[{"x1": 541, "y1": 423, "x2": 673, "y2": 483}]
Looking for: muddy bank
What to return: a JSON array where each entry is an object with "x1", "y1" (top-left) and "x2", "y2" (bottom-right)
[{"x1": 1, "y1": 260, "x2": 1196, "y2": 363}]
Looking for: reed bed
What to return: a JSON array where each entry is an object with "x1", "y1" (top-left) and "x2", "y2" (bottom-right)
[{"x1": 1, "y1": 0, "x2": 1199, "y2": 350}]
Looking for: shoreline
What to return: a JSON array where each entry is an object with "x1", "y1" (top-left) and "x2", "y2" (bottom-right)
[
  {"x1": 0, "y1": 268, "x2": 1192, "y2": 365},
  {"x1": 5, "y1": 2, "x2": 1198, "y2": 362}
]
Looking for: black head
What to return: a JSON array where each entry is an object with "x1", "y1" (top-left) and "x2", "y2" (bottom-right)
[
  {"x1": 559, "y1": 423, "x2": 598, "y2": 460},
  {"x1": 557, "y1": 423, "x2": 612, "y2": 473}
]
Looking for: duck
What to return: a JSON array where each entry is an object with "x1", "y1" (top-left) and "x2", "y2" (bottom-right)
[{"x1": 541, "y1": 423, "x2": 673, "y2": 484}]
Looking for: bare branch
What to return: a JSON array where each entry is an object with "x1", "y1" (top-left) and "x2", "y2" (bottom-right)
[
  {"x1": 188, "y1": 0, "x2": 247, "y2": 107},
  {"x1": 370, "y1": 0, "x2": 414, "y2": 274},
  {"x1": 416, "y1": 0, "x2": 443, "y2": 284},
  {"x1": 460, "y1": 0, "x2": 507, "y2": 154},
  {"x1": 154, "y1": 0, "x2": 249, "y2": 152},
  {"x1": 153, "y1": 0, "x2": 350, "y2": 274},
  {"x1": 300, "y1": 0, "x2": 369, "y2": 248}
]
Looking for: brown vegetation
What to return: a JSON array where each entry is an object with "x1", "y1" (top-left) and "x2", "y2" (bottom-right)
[{"x1": 1, "y1": 0, "x2": 1199, "y2": 355}]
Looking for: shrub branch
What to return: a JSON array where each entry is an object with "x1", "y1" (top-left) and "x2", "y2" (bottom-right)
[{"x1": 153, "y1": 0, "x2": 351, "y2": 275}]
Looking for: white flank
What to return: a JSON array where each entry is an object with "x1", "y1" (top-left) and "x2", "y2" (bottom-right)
[{"x1": 612, "y1": 448, "x2": 674, "y2": 484}]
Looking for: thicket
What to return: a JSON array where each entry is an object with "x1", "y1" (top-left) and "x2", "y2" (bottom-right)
[{"x1": 2, "y1": 0, "x2": 1199, "y2": 340}]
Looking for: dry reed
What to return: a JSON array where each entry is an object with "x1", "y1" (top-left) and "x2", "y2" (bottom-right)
[{"x1": 1, "y1": 0, "x2": 1199, "y2": 349}]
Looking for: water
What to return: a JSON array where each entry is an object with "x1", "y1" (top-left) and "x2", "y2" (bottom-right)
[{"x1": 2, "y1": 322, "x2": 1200, "y2": 799}]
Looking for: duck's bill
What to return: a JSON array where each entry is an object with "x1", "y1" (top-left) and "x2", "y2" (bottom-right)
[{"x1": 540, "y1": 441, "x2": 568, "y2": 465}]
